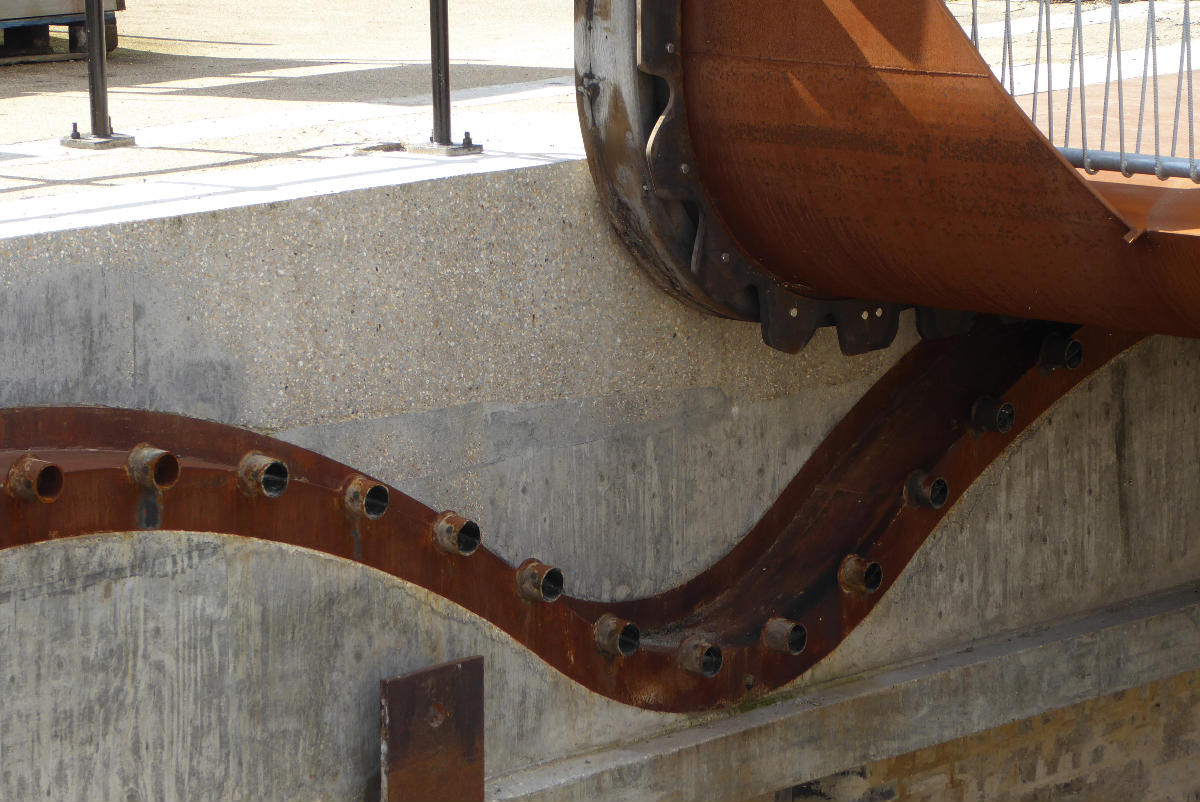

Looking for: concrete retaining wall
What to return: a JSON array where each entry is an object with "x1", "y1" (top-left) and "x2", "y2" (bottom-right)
[
  {"x1": 0, "y1": 160, "x2": 909, "y2": 599},
  {"x1": 0, "y1": 161, "x2": 1198, "y2": 798}
]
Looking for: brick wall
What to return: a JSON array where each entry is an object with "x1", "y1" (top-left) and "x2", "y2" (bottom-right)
[{"x1": 768, "y1": 669, "x2": 1200, "y2": 801}]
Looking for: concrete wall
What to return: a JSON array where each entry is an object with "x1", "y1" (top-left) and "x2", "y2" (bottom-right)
[
  {"x1": 1, "y1": 161, "x2": 1199, "y2": 799},
  {"x1": 802, "y1": 333, "x2": 1200, "y2": 686},
  {"x1": 0, "y1": 532, "x2": 672, "y2": 800},
  {"x1": 0, "y1": 160, "x2": 910, "y2": 599},
  {"x1": 776, "y1": 668, "x2": 1200, "y2": 802}
]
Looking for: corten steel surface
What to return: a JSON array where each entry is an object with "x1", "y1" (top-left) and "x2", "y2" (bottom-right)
[
  {"x1": 574, "y1": 0, "x2": 976, "y2": 357},
  {"x1": 0, "y1": 322, "x2": 1140, "y2": 712},
  {"x1": 381, "y1": 657, "x2": 484, "y2": 802},
  {"x1": 678, "y1": 0, "x2": 1200, "y2": 337}
]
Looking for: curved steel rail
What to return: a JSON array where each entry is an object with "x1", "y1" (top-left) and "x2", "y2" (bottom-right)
[
  {"x1": 0, "y1": 322, "x2": 1140, "y2": 711},
  {"x1": 578, "y1": 0, "x2": 1200, "y2": 350}
]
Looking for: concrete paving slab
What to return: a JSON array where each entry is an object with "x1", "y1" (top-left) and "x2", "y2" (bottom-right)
[{"x1": 0, "y1": 0, "x2": 578, "y2": 230}]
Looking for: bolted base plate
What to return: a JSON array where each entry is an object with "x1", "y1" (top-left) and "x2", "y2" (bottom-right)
[
  {"x1": 61, "y1": 132, "x2": 136, "y2": 150},
  {"x1": 404, "y1": 140, "x2": 483, "y2": 157}
]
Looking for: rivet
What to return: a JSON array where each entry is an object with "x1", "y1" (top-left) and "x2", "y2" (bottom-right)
[
  {"x1": 237, "y1": 452, "x2": 289, "y2": 498},
  {"x1": 970, "y1": 396, "x2": 1016, "y2": 434},
  {"x1": 5, "y1": 455, "x2": 62, "y2": 503},
  {"x1": 762, "y1": 617, "x2": 807, "y2": 655},
  {"x1": 677, "y1": 635, "x2": 722, "y2": 677},
  {"x1": 1039, "y1": 332, "x2": 1084, "y2": 371},
  {"x1": 343, "y1": 475, "x2": 389, "y2": 519}
]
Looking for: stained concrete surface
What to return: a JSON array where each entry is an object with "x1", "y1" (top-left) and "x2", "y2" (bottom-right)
[
  {"x1": 0, "y1": 532, "x2": 672, "y2": 800},
  {"x1": 0, "y1": 127, "x2": 1198, "y2": 802},
  {"x1": 0, "y1": 159, "x2": 914, "y2": 598},
  {"x1": 2, "y1": 325, "x2": 1200, "y2": 799},
  {"x1": 4, "y1": 327, "x2": 1200, "y2": 798}
]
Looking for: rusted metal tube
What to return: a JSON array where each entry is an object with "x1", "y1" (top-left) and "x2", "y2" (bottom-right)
[
  {"x1": 971, "y1": 397, "x2": 1015, "y2": 434},
  {"x1": 677, "y1": 636, "x2": 722, "y2": 677},
  {"x1": 905, "y1": 471, "x2": 949, "y2": 510},
  {"x1": 594, "y1": 614, "x2": 640, "y2": 658},
  {"x1": 516, "y1": 559, "x2": 563, "y2": 603},
  {"x1": 432, "y1": 511, "x2": 481, "y2": 556},
  {"x1": 5, "y1": 455, "x2": 62, "y2": 502},
  {"x1": 838, "y1": 555, "x2": 883, "y2": 596},
  {"x1": 761, "y1": 617, "x2": 807, "y2": 656},
  {"x1": 237, "y1": 452, "x2": 289, "y2": 498},
  {"x1": 126, "y1": 444, "x2": 180, "y2": 491},
  {"x1": 1040, "y1": 333, "x2": 1084, "y2": 372},
  {"x1": 343, "y1": 475, "x2": 389, "y2": 520}
]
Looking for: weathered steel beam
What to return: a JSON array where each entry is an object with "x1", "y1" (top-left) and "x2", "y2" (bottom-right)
[{"x1": 578, "y1": 0, "x2": 1200, "y2": 349}]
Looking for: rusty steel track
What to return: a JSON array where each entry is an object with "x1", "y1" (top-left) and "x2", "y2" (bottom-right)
[{"x1": 0, "y1": 323, "x2": 1141, "y2": 712}]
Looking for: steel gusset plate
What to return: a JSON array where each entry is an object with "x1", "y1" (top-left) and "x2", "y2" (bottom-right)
[
  {"x1": 574, "y1": 0, "x2": 973, "y2": 355},
  {"x1": 0, "y1": 323, "x2": 1141, "y2": 712}
]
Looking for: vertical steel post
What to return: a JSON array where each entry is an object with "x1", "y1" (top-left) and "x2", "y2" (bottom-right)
[
  {"x1": 429, "y1": 0, "x2": 451, "y2": 145},
  {"x1": 84, "y1": 0, "x2": 112, "y2": 138}
]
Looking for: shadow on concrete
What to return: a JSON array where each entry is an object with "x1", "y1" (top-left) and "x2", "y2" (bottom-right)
[{"x1": 0, "y1": 43, "x2": 569, "y2": 105}]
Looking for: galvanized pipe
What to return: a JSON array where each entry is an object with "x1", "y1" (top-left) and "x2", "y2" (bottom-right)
[
  {"x1": 84, "y1": 0, "x2": 111, "y2": 138},
  {"x1": 429, "y1": 0, "x2": 451, "y2": 145},
  {"x1": 1060, "y1": 147, "x2": 1200, "y2": 181}
]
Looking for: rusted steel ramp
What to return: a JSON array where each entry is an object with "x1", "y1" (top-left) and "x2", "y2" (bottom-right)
[{"x1": 578, "y1": 0, "x2": 1200, "y2": 350}]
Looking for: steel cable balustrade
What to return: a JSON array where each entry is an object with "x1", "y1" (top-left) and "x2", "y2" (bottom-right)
[{"x1": 951, "y1": 0, "x2": 1200, "y2": 181}]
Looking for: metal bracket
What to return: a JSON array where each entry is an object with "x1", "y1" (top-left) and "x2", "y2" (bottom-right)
[{"x1": 381, "y1": 657, "x2": 485, "y2": 802}]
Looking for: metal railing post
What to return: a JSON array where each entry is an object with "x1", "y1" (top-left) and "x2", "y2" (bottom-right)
[
  {"x1": 85, "y1": 0, "x2": 112, "y2": 138},
  {"x1": 406, "y1": 0, "x2": 481, "y2": 155},
  {"x1": 62, "y1": 0, "x2": 134, "y2": 149},
  {"x1": 429, "y1": 0, "x2": 451, "y2": 146}
]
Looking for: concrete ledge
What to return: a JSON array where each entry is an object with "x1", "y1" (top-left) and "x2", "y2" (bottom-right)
[{"x1": 492, "y1": 581, "x2": 1200, "y2": 801}]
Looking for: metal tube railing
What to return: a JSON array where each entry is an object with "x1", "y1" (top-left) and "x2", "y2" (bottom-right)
[
  {"x1": 408, "y1": 0, "x2": 479, "y2": 154},
  {"x1": 62, "y1": 0, "x2": 133, "y2": 148},
  {"x1": 84, "y1": 0, "x2": 111, "y2": 138},
  {"x1": 429, "y1": 0, "x2": 451, "y2": 146}
]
